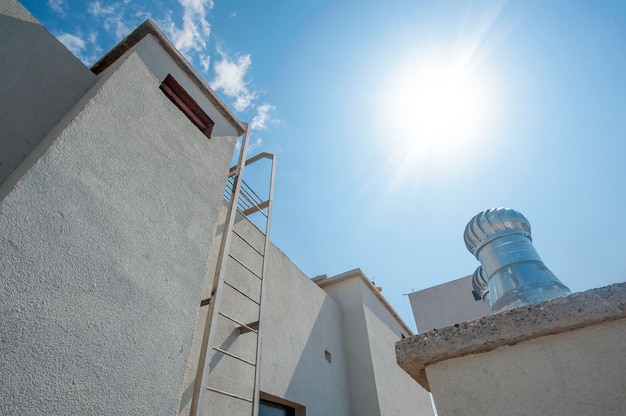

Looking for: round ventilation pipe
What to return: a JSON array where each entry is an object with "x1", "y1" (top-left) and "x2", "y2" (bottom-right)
[{"x1": 464, "y1": 208, "x2": 571, "y2": 313}]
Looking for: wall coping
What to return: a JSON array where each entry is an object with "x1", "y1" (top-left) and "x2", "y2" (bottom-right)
[
  {"x1": 313, "y1": 268, "x2": 414, "y2": 336},
  {"x1": 91, "y1": 19, "x2": 245, "y2": 136},
  {"x1": 395, "y1": 282, "x2": 626, "y2": 391}
]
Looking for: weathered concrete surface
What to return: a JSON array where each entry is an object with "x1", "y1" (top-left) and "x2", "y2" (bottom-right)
[
  {"x1": 429, "y1": 318, "x2": 626, "y2": 416},
  {"x1": 396, "y1": 282, "x2": 626, "y2": 391}
]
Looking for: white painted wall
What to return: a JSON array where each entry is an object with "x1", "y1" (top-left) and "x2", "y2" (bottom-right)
[
  {"x1": 0, "y1": 0, "x2": 96, "y2": 187},
  {"x1": 261, "y1": 244, "x2": 354, "y2": 415},
  {"x1": 181, "y1": 213, "x2": 435, "y2": 415},
  {"x1": 179, "y1": 211, "x2": 355, "y2": 415},
  {"x1": 409, "y1": 275, "x2": 489, "y2": 333},
  {"x1": 426, "y1": 319, "x2": 626, "y2": 416},
  {"x1": 0, "y1": 47, "x2": 236, "y2": 414},
  {"x1": 1, "y1": 4, "x2": 436, "y2": 415},
  {"x1": 324, "y1": 278, "x2": 435, "y2": 416}
]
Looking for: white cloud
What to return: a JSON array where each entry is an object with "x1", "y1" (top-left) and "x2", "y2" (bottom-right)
[
  {"x1": 164, "y1": 0, "x2": 213, "y2": 55},
  {"x1": 106, "y1": 15, "x2": 132, "y2": 39},
  {"x1": 210, "y1": 50, "x2": 256, "y2": 112},
  {"x1": 87, "y1": 1, "x2": 132, "y2": 40},
  {"x1": 251, "y1": 104, "x2": 277, "y2": 130},
  {"x1": 48, "y1": 0, "x2": 66, "y2": 16},
  {"x1": 234, "y1": 136, "x2": 262, "y2": 154},
  {"x1": 248, "y1": 137, "x2": 263, "y2": 153},
  {"x1": 57, "y1": 32, "x2": 86, "y2": 57},
  {"x1": 77, "y1": 0, "x2": 274, "y2": 117},
  {"x1": 200, "y1": 55, "x2": 211, "y2": 72},
  {"x1": 87, "y1": 1, "x2": 115, "y2": 17},
  {"x1": 55, "y1": 30, "x2": 102, "y2": 66}
]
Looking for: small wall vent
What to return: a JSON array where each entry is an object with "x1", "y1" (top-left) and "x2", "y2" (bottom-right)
[{"x1": 160, "y1": 74, "x2": 214, "y2": 139}]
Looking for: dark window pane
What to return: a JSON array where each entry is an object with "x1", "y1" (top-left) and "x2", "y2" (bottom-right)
[{"x1": 259, "y1": 400, "x2": 295, "y2": 416}]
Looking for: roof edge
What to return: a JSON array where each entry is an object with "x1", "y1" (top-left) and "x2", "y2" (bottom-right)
[
  {"x1": 91, "y1": 19, "x2": 245, "y2": 136},
  {"x1": 396, "y1": 281, "x2": 626, "y2": 391},
  {"x1": 315, "y1": 268, "x2": 414, "y2": 336}
]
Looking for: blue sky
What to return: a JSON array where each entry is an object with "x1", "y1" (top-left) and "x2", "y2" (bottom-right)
[{"x1": 22, "y1": 0, "x2": 626, "y2": 331}]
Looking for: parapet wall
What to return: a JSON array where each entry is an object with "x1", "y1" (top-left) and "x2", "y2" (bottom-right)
[{"x1": 396, "y1": 282, "x2": 626, "y2": 416}]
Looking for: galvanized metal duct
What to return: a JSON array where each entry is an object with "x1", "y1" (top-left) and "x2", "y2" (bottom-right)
[{"x1": 464, "y1": 208, "x2": 571, "y2": 313}]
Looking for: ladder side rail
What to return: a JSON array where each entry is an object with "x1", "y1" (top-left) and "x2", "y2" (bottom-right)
[
  {"x1": 251, "y1": 154, "x2": 276, "y2": 416},
  {"x1": 189, "y1": 125, "x2": 252, "y2": 416}
]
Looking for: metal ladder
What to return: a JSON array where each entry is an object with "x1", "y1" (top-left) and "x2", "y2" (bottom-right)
[{"x1": 190, "y1": 126, "x2": 276, "y2": 416}]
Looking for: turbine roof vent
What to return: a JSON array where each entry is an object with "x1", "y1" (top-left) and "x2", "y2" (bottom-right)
[
  {"x1": 464, "y1": 207, "x2": 531, "y2": 257},
  {"x1": 463, "y1": 207, "x2": 570, "y2": 313}
]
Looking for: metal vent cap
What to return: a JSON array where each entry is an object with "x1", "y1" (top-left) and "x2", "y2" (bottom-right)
[{"x1": 464, "y1": 207, "x2": 531, "y2": 257}]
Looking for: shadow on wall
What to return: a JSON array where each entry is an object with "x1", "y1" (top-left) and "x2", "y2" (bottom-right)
[{"x1": 0, "y1": 12, "x2": 95, "y2": 189}]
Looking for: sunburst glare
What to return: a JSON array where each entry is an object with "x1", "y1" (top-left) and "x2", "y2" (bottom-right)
[
  {"x1": 372, "y1": 1, "x2": 518, "y2": 191},
  {"x1": 378, "y1": 48, "x2": 498, "y2": 189}
]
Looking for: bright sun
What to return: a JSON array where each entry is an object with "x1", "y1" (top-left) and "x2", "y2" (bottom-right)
[{"x1": 377, "y1": 49, "x2": 498, "y2": 185}]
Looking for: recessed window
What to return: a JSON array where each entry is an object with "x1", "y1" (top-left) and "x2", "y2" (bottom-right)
[
  {"x1": 259, "y1": 399, "x2": 295, "y2": 416},
  {"x1": 160, "y1": 74, "x2": 214, "y2": 139}
]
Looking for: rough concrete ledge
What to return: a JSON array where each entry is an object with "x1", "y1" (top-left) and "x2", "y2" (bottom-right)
[{"x1": 396, "y1": 282, "x2": 626, "y2": 391}]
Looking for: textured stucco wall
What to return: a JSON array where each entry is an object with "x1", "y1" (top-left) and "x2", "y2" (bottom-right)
[
  {"x1": 177, "y1": 210, "x2": 354, "y2": 415},
  {"x1": 0, "y1": 48, "x2": 236, "y2": 415},
  {"x1": 261, "y1": 243, "x2": 353, "y2": 415},
  {"x1": 0, "y1": 0, "x2": 96, "y2": 187},
  {"x1": 324, "y1": 278, "x2": 435, "y2": 416},
  {"x1": 409, "y1": 275, "x2": 489, "y2": 333},
  {"x1": 426, "y1": 318, "x2": 626, "y2": 416},
  {"x1": 323, "y1": 279, "x2": 380, "y2": 416},
  {"x1": 134, "y1": 36, "x2": 241, "y2": 138},
  {"x1": 361, "y1": 286, "x2": 435, "y2": 416}
]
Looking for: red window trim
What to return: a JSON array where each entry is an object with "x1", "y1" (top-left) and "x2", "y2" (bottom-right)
[{"x1": 160, "y1": 74, "x2": 215, "y2": 139}]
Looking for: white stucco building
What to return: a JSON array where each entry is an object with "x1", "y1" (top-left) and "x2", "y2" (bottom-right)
[
  {"x1": 0, "y1": 1, "x2": 434, "y2": 415},
  {"x1": 408, "y1": 275, "x2": 489, "y2": 333}
]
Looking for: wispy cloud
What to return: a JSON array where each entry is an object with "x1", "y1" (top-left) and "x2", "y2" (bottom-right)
[
  {"x1": 87, "y1": 1, "x2": 132, "y2": 40},
  {"x1": 200, "y1": 55, "x2": 211, "y2": 72},
  {"x1": 47, "y1": 0, "x2": 66, "y2": 16},
  {"x1": 234, "y1": 136, "x2": 263, "y2": 154},
  {"x1": 249, "y1": 137, "x2": 263, "y2": 152},
  {"x1": 210, "y1": 48, "x2": 256, "y2": 111},
  {"x1": 56, "y1": 30, "x2": 102, "y2": 65},
  {"x1": 251, "y1": 104, "x2": 277, "y2": 130},
  {"x1": 162, "y1": 0, "x2": 212, "y2": 54},
  {"x1": 54, "y1": 0, "x2": 278, "y2": 129},
  {"x1": 57, "y1": 32, "x2": 86, "y2": 56},
  {"x1": 87, "y1": 1, "x2": 115, "y2": 17}
]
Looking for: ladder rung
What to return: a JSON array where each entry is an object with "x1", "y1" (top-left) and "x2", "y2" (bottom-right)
[
  {"x1": 218, "y1": 312, "x2": 258, "y2": 335},
  {"x1": 223, "y1": 280, "x2": 260, "y2": 305},
  {"x1": 239, "y1": 320, "x2": 259, "y2": 335},
  {"x1": 213, "y1": 346, "x2": 255, "y2": 366},
  {"x1": 228, "y1": 254, "x2": 262, "y2": 280},
  {"x1": 242, "y1": 200, "x2": 270, "y2": 217},
  {"x1": 232, "y1": 229, "x2": 264, "y2": 256},
  {"x1": 206, "y1": 386, "x2": 252, "y2": 403}
]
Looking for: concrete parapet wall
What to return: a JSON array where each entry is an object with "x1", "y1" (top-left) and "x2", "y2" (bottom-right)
[{"x1": 396, "y1": 282, "x2": 626, "y2": 416}]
